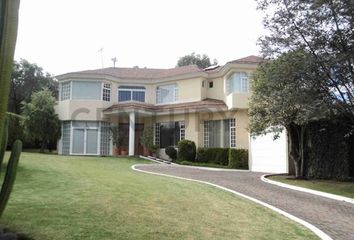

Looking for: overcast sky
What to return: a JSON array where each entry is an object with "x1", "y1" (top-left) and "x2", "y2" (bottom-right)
[{"x1": 14, "y1": 0, "x2": 265, "y2": 75}]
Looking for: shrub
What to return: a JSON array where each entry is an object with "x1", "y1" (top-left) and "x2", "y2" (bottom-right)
[
  {"x1": 7, "y1": 112, "x2": 25, "y2": 148},
  {"x1": 228, "y1": 149, "x2": 249, "y2": 169},
  {"x1": 196, "y1": 148, "x2": 229, "y2": 166},
  {"x1": 177, "y1": 140, "x2": 196, "y2": 162},
  {"x1": 165, "y1": 146, "x2": 177, "y2": 161}
]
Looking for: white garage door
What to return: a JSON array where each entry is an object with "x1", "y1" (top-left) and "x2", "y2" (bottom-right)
[{"x1": 250, "y1": 131, "x2": 288, "y2": 173}]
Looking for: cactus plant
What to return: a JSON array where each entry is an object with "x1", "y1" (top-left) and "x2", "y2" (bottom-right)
[
  {"x1": 0, "y1": 0, "x2": 21, "y2": 218},
  {"x1": 0, "y1": 140, "x2": 22, "y2": 217},
  {"x1": 0, "y1": 117, "x2": 8, "y2": 168}
]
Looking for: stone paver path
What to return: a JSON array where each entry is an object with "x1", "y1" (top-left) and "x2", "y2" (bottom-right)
[{"x1": 135, "y1": 164, "x2": 354, "y2": 240}]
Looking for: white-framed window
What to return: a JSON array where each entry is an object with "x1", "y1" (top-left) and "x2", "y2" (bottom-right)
[
  {"x1": 230, "y1": 119, "x2": 236, "y2": 148},
  {"x1": 227, "y1": 72, "x2": 249, "y2": 94},
  {"x1": 154, "y1": 121, "x2": 184, "y2": 148},
  {"x1": 154, "y1": 123, "x2": 160, "y2": 146},
  {"x1": 61, "y1": 121, "x2": 71, "y2": 154},
  {"x1": 71, "y1": 121, "x2": 100, "y2": 155},
  {"x1": 60, "y1": 82, "x2": 71, "y2": 101},
  {"x1": 61, "y1": 121, "x2": 111, "y2": 156},
  {"x1": 100, "y1": 122, "x2": 111, "y2": 155},
  {"x1": 102, "y1": 83, "x2": 111, "y2": 102},
  {"x1": 203, "y1": 121, "x2": 209, "y2": 147},
  {"x1": 203, "y1": 119, "x2": 236, "y2": 148},
  {"x1": 118, "y1": 86, "x2": 145, "y2": 102},
  {"x1": 72, "y1": 81, "x2": 101, "y2": 100},
  {"x1": 156, "y1": 84, "x2": 178, "y2": 104}
]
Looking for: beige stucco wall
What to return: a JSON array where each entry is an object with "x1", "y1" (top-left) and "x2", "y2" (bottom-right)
[
  {"x1": 206, "y1": 77, "x2": 225, "y2": 101},
  {"x1": 55, "y1": 100, "x2": 112, "y2": 121},
  {"x1": 226, "y1": 92, "x2": 252, "y2": 109}
]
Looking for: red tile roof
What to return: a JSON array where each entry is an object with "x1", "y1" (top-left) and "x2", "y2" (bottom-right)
[
  {"x1": 228, "y1": 55, "x2": 264, "y2": 64},
  {"x1": 67, "y1": 65, "x2": 203, "y2": 80},
  {"x1": 57, "y1": 55, "x2": 261, "y2": 80},
  {"x1": 104, "y1": 98, "x2": 227, "y2": 113}
]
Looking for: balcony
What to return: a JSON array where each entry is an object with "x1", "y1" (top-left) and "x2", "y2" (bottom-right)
[{"x1": 226, "y1": 92, "x2": 251, "y2": 109}]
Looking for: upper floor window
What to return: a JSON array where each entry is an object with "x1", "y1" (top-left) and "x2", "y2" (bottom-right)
[
  {"x1": 72, "y1": 81, "x2": 101, "y2": 100},
  {"x1": 102, "y1": 83, "x2": 111, "y2": 102},
  {"x1": 60, "y1": 82, "x2": 71, "y2": 101},
  {"x1": 156, "y1": 84, "x2": 178, "y2": 104},
  {"x1": 227, "y1": 72, "x2": 249, "y2": 94},
  {"x1": 118, "y1": 86, "x2": 145, "y2": 102}
]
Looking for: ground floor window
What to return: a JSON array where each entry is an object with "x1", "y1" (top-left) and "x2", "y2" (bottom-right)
[
  {"x1": 60, "y1": 121, "x2": 110, "y2": 155},
  {"x1": 204, "y1": 119, "x2": 236, "y2": 148},
  {"x1": 155, "y1": 121, "x2": 185, "y2": 148},
  {"x1": 100, "y1": 122, "x2": 111, "y2": 155},
  {"x1": 61, "y1": 121, "x2": 71, "y2": 154}
]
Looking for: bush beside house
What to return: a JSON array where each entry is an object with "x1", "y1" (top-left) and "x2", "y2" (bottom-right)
[
  {"x1": 196, "y1": 148, "x2": 229, "y2": 165},
  {"x1": 177, "y1": 140, "x2": 196, "y2": 162},
  {"x1": 165, "y1": 146, "x2": 177, "y2": 161},
  {"x1": 176, "y1": 140, "x2": 249, "y2": 169},
  {"x1": 228, "y1": 149, "x2": 248, "y2": 169}
]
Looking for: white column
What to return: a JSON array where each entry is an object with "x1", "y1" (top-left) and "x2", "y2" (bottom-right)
[{"x1": 129, "y1": 111, "x2": 135, "y2": 156}]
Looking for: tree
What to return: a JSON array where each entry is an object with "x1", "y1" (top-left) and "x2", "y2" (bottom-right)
[
  {"x1": 22, "y1": 89, "x2": 61, "y2": 153},
  {"x1": 256, "y1": 0, "x2": 354, "y2": 115},
  {"x1": 249, "y1": 50, "x2": 332, "y2": 177},
  {"x1": 9, "y1": 59, "x2": 58, "y2": 114},
  {"x1": 177, "y1": 52, "x2": 217, "y2": 69}
]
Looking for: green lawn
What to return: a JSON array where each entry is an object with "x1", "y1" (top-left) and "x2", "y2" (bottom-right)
[
  {"x1": 1, "y1": 152, "x2": 319, "y2": 240},
  {"x1": 269, "y1": 175, "x2": 354, "y2": 199}
]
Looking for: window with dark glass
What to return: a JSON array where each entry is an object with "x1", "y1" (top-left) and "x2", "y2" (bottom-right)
[
  {"x1": 204, "y1": 119, "x2": 236, "y2": 148},
  {"x1": 102, "y1": 83, "x2": 111, "y2": 101},
  {"x1": 155, "y1": 121, "x2": 185, "y2": 148},
  {"x1": 118, "y1": 86, "x2": 145, "y2": 102}
]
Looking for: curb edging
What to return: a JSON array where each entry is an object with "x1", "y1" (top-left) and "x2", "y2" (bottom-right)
[
  {"x1": 261, "y1": 174, "x2": 354, "y2": 205},
  {"x1": 132, "y1": 164, "x2": 332, "y2": 240}
]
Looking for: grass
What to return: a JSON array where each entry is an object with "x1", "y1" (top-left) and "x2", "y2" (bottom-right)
[
  {"x1": 269, "y1": 175, "x2": 354, "y2": 199},
  {"x1": 0, "y1": 152, "x2": 319, "y2": 240}
]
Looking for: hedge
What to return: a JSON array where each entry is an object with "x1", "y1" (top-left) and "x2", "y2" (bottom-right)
[
  {"x1": 305, "y1": 118, "x2": 354, "y2": 180},
  {"x1": 196, "y1": 148, "x2": 229, "y2": 166},
  {"x1": 177, "y1": 140, "x2": 196, "y2": 162},
  {"x1": 228, "y1": 149, "x2": 248, "y2": 169}
]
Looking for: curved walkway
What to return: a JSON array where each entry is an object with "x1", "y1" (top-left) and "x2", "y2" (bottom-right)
[{"x1": 134, "y1": 164, "x2": 354, "y2": 240}]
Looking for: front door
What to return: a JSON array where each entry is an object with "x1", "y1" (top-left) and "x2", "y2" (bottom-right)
[{"x1": 119, "y1": 123, "x2": 144, "y2": 155}]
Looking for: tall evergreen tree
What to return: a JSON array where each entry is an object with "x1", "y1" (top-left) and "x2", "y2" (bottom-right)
[
  {"x1": 22, "y1": 89, "x2": 61, "y2": 153},
  {"x1": 9, "y1": 59, "x2": 58, "y2": 114},
  {"x1": 177, "y1": 52, "x2": 217, "y2": 69},
  {"x1": 257, "y1": 0, "x2": 354, "y2": 114}
]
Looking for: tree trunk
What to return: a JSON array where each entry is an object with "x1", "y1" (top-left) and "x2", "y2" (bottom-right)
[
  {"x1": 0, "y1": 0, "x2": 20, "y2": 147},
  {"x1": 287, "y1": 124, "x2": 302, "y2": 178},
  {"x1": 40, "y1": 142, "x2": 45, "y2": 153}
]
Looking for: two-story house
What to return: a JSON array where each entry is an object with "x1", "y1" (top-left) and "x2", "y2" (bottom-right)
[{"x1": 55, "y1": 55, "x2": 262, "y2": 157}]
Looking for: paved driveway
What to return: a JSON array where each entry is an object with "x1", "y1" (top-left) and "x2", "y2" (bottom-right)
[{"x1": 135, "y1": 164, "x2": 354, "y2": 240}]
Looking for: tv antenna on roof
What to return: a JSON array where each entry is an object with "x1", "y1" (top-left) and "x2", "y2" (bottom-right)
[
  {"x1": 111, "y1": 57, "x2": 117, "y2": 68},
  {"x1": 98, "y1": 47, "x2": 104, "y2": 68}
]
